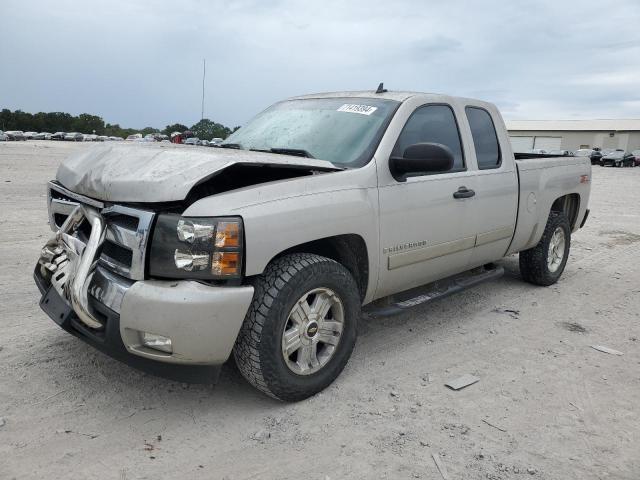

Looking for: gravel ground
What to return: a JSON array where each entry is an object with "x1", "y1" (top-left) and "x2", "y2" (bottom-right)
[{"x1": 1, "y1": 141, "x2": 639, "y2": 480}]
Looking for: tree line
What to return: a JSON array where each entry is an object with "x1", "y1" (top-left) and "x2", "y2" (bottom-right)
[{"x1": 0, "y1": 109, "x2": 240, "y2": 141}]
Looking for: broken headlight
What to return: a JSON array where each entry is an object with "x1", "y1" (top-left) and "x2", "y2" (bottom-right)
[{"x1": 149, "y1": 215, "x2": 243, "y2": 280}]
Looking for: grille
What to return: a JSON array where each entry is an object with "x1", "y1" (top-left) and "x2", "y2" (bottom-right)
[
  {"x1": 101, "y1": 240, "x2": 133, "y2": 268},
  {"x1": 47, "y1": 181, "x2": 155, "y2": 280}
]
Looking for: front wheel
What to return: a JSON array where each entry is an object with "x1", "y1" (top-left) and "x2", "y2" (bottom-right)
[
  {"x1": 234, "y1": 253, "x2": 360, "y2": 401},
  {"x1": 519, "y1": 211, "x2": 571, "y2": 286}
]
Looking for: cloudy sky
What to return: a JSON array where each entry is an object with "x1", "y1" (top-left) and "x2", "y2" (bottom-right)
[{"x1": 1, "y1": 0, "x2": 639, "y2": 129}]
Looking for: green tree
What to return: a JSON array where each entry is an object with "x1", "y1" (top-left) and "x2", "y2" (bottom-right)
[
  {"x1": 162, "y1": 123, "x2": 188, "y2": 136},
  {"x1": 71, "y1": 113, "x2": 105, "y2": 134},
  {"x1": 0, "y1": 108, "x2": 237, "y2": 140},
  {"x1": 190, "y1": 118, "x2": 232, "y2": 141},
  {"x1": 140, "y1": 127, "x2": 160, "y2": 136}
]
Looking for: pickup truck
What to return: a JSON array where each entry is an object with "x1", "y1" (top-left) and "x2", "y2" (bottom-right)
[{"x1": 34, "y1": 89, "x2": 591, "y2": 401}]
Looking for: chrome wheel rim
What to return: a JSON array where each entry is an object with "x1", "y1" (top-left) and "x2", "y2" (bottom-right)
[
  {"x1": 281, "y1": 287, "x2": 344, "y2": 376},
  {"x1": 547, "y1": 227, "x2": 566, "y2": 273}
]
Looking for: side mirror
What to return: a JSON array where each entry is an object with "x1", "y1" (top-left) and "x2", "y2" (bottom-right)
[{"x1": 389, "y1": 142, "x2": 454, "y2": 181}]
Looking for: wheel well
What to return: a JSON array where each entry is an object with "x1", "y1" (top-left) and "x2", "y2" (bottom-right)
[
  {"x1": 551, "y1": 194, "x2": 580, "y2": 229},
  {"x1": 271, "y1": 234, "x2": 369, "y2": 301}
]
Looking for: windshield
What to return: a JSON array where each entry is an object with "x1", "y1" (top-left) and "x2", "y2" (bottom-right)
[
  {"x1": 606, "y1": 151, "x2": 624, "y2": 158},
  {"x1": 223, "y1": 97, "x2": 399, "y2": 167}
]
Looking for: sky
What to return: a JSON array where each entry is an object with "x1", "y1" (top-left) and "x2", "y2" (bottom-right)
[{"x1": 1, "y1": 0, "x2": 639, "y2": 130}]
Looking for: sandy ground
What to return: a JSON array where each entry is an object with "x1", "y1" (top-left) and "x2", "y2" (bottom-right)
[{"x1": 0, "y1": 141, "x2": 639, "y2": 480}]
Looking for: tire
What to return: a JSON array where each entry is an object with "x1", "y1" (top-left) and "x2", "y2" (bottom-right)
[
  {"x1": 233, "y1": 253, "x2": 360, "y2": 401},
  {"x1": 519, "y1": 211, "x2": 571, "y2": 286}
]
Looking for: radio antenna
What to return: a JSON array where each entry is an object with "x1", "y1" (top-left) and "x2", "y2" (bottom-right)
[{"x1": 201, "y1": 58, "x2": 206, "y2": 120}]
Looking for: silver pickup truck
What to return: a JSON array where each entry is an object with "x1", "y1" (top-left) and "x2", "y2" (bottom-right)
[{"x1": 35, "y1": 90, "x2": 591, "y2": 401}]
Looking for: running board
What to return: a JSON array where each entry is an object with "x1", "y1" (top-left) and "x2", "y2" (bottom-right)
[{"x1": 364, "y1": 265, "x2": 504, "y2": 317}]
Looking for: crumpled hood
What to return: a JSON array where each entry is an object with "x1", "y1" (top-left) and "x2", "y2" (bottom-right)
[{"x1": 56, "y1": 143, "x2": 340, "y2": 203}]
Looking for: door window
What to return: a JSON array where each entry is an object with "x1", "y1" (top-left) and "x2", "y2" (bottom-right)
[
  {"x1": 466, "y1": 107, "x2": 501, "y2": 169},
  {"x1": 392, "y1": 105, "x2": 465, "y2": 172}
]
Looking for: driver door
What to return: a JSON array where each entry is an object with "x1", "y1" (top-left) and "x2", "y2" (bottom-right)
[{"x1": 375, "y1": 103, "x2": 478, "y2": 299}]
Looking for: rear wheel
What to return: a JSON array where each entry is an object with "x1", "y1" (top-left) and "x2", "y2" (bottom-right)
[
  {"x1": 234, "y1": 253, "x2": 360, "y2": 401},
  {"x1": 519, "y1": 211, "x2": 571, "y2": 286}
]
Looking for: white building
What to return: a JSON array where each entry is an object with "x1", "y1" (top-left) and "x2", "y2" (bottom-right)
[{"x1": 506, "y1": 119, "x2": 640, "y2": 152}]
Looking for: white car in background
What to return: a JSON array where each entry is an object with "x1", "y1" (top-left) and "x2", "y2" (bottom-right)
[
  {"x1": 5, "y1": 131, "x2": 26, "y2": 141},
  {"x1": 0, "y1": 130, "x2": 8, "y2": 141},
  {"x1": 64, "y1": 132, "x2": 84, "y2": 142},
  {"x1": 548, "y1": 150, "x2": 573, "y2": 156},
  {"x1": 24, "y1": 131, "x2": 37, "y2": 139}
]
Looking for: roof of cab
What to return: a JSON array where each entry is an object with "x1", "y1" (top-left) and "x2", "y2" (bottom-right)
[
  {"x1": 288, "y1": 90, "x2": 497, "y2": 111},
  {"x1": 289, "y1": 90, "x2": 423, "y2": 102}
]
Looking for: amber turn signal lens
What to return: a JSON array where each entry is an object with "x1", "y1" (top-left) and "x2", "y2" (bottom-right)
[
  {"x1": 211, "y1": 252, "x2": 240, "y2": 276},
  {"x1": 215, "y1": 222, "x2": 240, "y2": 248}
]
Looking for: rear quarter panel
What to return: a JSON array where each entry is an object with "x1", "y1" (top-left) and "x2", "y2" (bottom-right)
[{"x1": 507, "y1": 157, "x2": 591, "y2": 255}]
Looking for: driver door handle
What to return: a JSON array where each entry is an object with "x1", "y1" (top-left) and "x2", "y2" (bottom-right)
[{"x1": 453, "y1": 186, "x2": 475, "y2": 199}]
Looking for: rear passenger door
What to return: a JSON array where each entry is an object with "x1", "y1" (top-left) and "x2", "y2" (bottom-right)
[{"x1": 464, "y1": 105, "x2": 518, "y2": 268}]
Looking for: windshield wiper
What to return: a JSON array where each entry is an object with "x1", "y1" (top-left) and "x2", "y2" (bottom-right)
[
  {"x1": 220, "y1": 143, "x2": 242, "y2": 149},
  {"x1": 269, "y1": 148, "x2": 315, "y2": 158}
]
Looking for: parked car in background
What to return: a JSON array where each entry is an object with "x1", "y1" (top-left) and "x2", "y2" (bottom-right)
[
  {"x1": 548, "y1": 150, "x2": 573, "y2": 156},
  {"x1": 110, "y1": 136, "x2": 124, "y2": 141},
  {"x1": 51, "y1": 132, "x2": 66, "y2": 140},
  {"x1": 575, "y1": 149, "x2": 603, "y2": 165},
  {"x1": 24, "y1": 131, "x2": 37, "y2": 140},
  {"x1": 126, "y1": 134, "x2": 142, "y2": 141},
  {"x1": 600, "y1": 148, "x2": 615, "y2": 157},
  {"x1": 527, "y1": 148, "x2": 547, "y2": 154},
  {"x1": 83, "y1": 134, "x2": 97, "y2": 142},
  {"x1": 96, "y1": 136, "x2": 109, "y2": 142},
  {"x1": 209, "y1": 137, "x2": 224, "y2": 147},
  {"x1": 33, "y1": 132, "x2": 51, "y2": 140},
  {"x1": 0, "y1": 130, "x2": 8, "y2": 141},
  {"x1": 184, "y1": 137, "x2": 201, "y2": 145},
  {"x1": 600, "y1": 150, "x2": 636, "y2": 167},
  {"x1": 5, "y1": 131, "x2": 26, "y2": 141},
  {"x1": 64, "y1": 132, "x2": 84, "y2": 142},
  {"x1": 632, "y1": 150, "x2": 640, "y2": 167}
]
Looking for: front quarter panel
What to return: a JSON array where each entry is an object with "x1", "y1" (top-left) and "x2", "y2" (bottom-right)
[{"x1": 183, "y1": 165, "x2": 380, "y2": 303}]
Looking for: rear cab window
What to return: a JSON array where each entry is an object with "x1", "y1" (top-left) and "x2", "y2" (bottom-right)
[{"x1": 465, "y1": 106, "x2": 501, "y2": 169}]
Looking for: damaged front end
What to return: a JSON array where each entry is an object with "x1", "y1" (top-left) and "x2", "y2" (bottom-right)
[{"x1": 34, "y1": 182, "x2": 227, "y2": 383}]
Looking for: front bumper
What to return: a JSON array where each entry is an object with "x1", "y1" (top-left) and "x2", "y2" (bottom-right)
[
  {"x1": 34, "y1": 203, "x2": 254, "y2": 383},
  {"x1": 35, "y1": 264, "x2": 254, "y2": 382}
]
